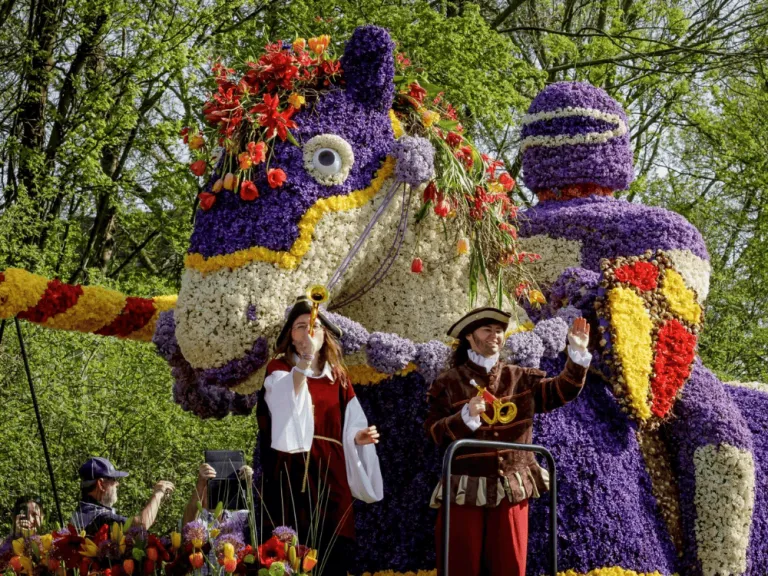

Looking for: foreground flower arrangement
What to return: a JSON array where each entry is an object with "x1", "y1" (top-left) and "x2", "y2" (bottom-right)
[{"x1": 0, "y1": 519, "x2": 323, "y2": 576}]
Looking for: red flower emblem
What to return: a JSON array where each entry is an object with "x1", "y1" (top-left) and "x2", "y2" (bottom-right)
[{"x1": 614, "y1": 261, "x2": 659, "y2": 292}]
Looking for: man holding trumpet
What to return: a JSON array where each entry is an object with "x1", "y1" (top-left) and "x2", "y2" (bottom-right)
[{"x1": 425, "y1": 307, "x2": 591, "y2": 576}]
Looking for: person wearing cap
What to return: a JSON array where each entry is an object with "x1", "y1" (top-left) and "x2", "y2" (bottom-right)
[
  {"x1": 425, "y1": 307, "x2": 591, "y2": 576},
  {"x1": 256, "y1": 295, "x2": 383, "y2": 575},
  {"x1": 70, "y1": 457, "x2": 175, "y2": 535}
]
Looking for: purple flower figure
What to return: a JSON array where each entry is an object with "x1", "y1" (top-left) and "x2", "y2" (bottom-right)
[
  {"x1": 366, "y1": 331, "x2": 417, "y2": 374},
  {"x1": 504, "y1": 331, "x2": 545, "y2": 368},
  {"x1": 533, "y1": 317, "x2": 568, "y2": 358},
  {"x1": 392, "y1": 136, "x2": 435, "y2": 186}
]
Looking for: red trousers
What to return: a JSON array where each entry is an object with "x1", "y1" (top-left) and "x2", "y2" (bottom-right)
[{"x1": 435, "y1": 499, "x2": 529, "y2": 576}]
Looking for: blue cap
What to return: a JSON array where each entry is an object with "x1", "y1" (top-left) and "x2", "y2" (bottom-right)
[{"x1": 78, "y1": 457, "x2": 129, "y2": 481}]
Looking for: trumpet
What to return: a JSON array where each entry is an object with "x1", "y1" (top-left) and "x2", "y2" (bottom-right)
[
  {"x1": 306, "y1": 285, "x2": 329, "y2": 336},
  {"x1": 469, "y1": 379, "x2": 518, "y2": 425}
]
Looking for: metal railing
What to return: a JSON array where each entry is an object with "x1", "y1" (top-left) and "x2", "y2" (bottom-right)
[{"x1": 441, "y1": 439, "x2": 558, "y2": 576}]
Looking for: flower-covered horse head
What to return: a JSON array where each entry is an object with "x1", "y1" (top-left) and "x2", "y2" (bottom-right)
[{"x1": 517, "y1": 82, "x2": 767, "y2": 576}]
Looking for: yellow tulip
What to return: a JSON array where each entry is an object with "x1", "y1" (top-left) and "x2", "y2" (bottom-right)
[
  {"x1": 191, "y1": 538, "x2": 203, "y2": 550},
  {"x1": 457, "y1": 238, "x2": 470, "y2": 255},
  {"x1": 80, "y1": 538, "x2": 99, "y2": 558},
  {"x1": 223, "y1": 543, "x2": 235, "y2": 561},
  {"x1": 302, "y1": 548, "x2": 318, "y2": 571},
  {"x1": 12, "y1": 538, "x2": 25, "y2": 557},
  {"x1": 111, "y1": 522, "x2": 124, "y2": 544},
  {"x1": 292, "y1": 38, "x2": 306, "y2": 53},
  {"x1": 188, "y1": 134, "x2": 205, "y2": 150},
  {"x1": 40, "y1": 534, "x2": 53, "y2": 552},
  {"x1": 528, "y1": 290, "x2": 546, "y2": 305},
  {"x1": 171, "y1": 532, "x2": 182, "y2": 550},
  {"x1": 210, "y1": 528, "x2": 220, "y2": 539},
  {"x1": 20, "y1": 556, "x2": 33, "y2": 575}
]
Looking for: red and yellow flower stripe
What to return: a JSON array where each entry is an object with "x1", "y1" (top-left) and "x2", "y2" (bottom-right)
[{"x1": 0, "y1": 268, "x2": 176, "y2": 342}]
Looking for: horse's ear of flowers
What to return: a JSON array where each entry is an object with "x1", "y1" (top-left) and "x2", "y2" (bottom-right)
[{"x1": 340, "y1": 25, "x2": 396, "y2": 111}]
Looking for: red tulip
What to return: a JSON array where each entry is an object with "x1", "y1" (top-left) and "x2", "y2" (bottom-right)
[
  {"x1": 411, "y1": 258, "x2": 423, "y2": 273},
  {"x1": 267, "y1": 168, "x2": 287, "y2": 188},
  {"x1": 198, "y1": 192, "x2": 216, "y2": 211},
  {"x1": 146, "y1": 547, "x2": 158, "y2": 562},
  {"x1": 240, "y1": 180, "x2": 259, "y2": 201},
  {"x1": 223, "y1": 558, "x2": 237, "y2": 573},
  {"x1": 189, "y1": 160, "x2": 207, "y2": 177},
  {"x1": 123, "y1": 559, "x2": 135, "y2": 575},
  {"x1": 189, "y1": 552, "x2": 205, "y2": 569}
]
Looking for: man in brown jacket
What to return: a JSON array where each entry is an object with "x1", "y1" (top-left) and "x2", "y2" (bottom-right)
[{"x1": 425, "y1": 307, "x2": 591, "y2": 576}]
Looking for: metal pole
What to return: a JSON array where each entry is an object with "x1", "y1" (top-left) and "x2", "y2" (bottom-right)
[
  {"x1": 0, "y1": 318, "x2": 6, "y2": 347},
  {"x1": 441, "y1": 439, "x2": 558, "y2": 576},
  {"x1": 14, "y1": 318, "x2": 64, "y2": 526}
]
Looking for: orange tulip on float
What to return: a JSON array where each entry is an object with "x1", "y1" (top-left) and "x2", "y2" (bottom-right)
[{"x1": 189, "y1": 552, "x2": 205, "y2": 570}]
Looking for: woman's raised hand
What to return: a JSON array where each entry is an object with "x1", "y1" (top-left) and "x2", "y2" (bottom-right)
[{"x1": 355, "y1": 425, "x2": 380, "y2": 445}]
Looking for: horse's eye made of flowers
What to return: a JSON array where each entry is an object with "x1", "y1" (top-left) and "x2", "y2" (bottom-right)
[{"x1": 303, "y1": 134, "x2": 355, "y2": 186}]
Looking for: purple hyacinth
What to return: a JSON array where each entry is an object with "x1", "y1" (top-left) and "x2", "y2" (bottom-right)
[
  {"x1": 196, "y1": 337, "x2": 269, "y2": 387},
  {"x1": 366, "y1": 331, "x2": 417, "y2": 374},
  {"x1": 522, "y1": 81, "x2": 634, "y2": 192},
  {"x1": 152, "y1": 309, "x2": 179, "y2": 361},
  {"x1": 533, "y1": 317, "x2": 568, "y2": 358},
  {"x1": 415, "y1": 340, "x2": 452, "y2": 384},
  {"x1": 521, "y1": 196, "x2": 709, "y2": 271},
  {"x1": 340, "y1": 26, "x2": 396, "y2": 112},
  {"x1": 392, "y1": 136, "x2": 435, "y2": 186},
  {"x1": 325, "y1": 311, "x2": 370, "y2": 354},
  {"x1": 504, "y1": 330, "x2": 545, "y2": 368}
]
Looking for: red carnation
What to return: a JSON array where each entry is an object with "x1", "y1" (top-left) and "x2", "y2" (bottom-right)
[
  {"x1": 240, "y1": 180, "x2": 259, "y2": 201},
  {"x1": 198, "y1": 192, "x2": 217, "y2": 211},
  {"x1": 267, "y1": 168, "x2": 287, "y2": 188}
]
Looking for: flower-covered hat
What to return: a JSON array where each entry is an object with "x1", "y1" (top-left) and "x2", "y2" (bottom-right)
[
  {"x1": 521, "y1": 81, "x2": 634, "y2": 193},
  {"x1": 447, "y1": 307, "x2": 511, "y2": 339},
  {"x1": 276, "y1": 296, "x2": 343, "y2": 348}
]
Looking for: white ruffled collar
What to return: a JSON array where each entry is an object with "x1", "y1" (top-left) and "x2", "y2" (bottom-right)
[
  {"x1": 467, "y1": 349, "x2": 499, "y2": 373},
  {"x1": 292, "y1": 354, "x2": 333, "y2": 379}
]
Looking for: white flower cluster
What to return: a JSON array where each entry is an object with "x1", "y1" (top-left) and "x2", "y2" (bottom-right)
[
  {"x1": 693, "y1": 443, "x2": 755, "y2": 576},
  {"x1": 336, "y1": 189, "x2": 493, "y2": 344},
  {"x1": 302, "y1": 134, "x2": 355, "y2": 186},
  {"x1": 665, "y1": 249, "x2": 711, "y2": 304},
  {"x1": 520, "y1": 106, "x2": 628, "y2": 151},
  {"x1": 516, "y1": 234, "x2": 583, "y2": 286}
]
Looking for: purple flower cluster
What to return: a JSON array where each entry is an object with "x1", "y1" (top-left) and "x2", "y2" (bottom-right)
[
  {"x1": 325, "y1": 310, "x2": 369, "y2": 354},
  {"x1": 522, "y1": 81, "x2": 634, "y2": 192},
  {"x1": 528, "y1": 372, "x2": 679, "y2": 574},
  {"x1": 666, "y1": 361, "x2": 754, "y2": 575},
  {"x1": 533, "y1": 317, "x2": 568, "y2": 357},
  {"x1": 505, "y1": 330, "x2": 545, "y2": 368},
  {"x1": 522, "y1": 196, "x2": 709, "y2": 271},
  {"x1": 152, "y1": 310, "x2": 179, "y2": 361},
  {"x1": 339, "y1": 26, "x2": 396, "y2": 112},
  {"x1": 352, "y1": 371, "x2": 441, "y2": 573},
  {"x1": 183, "y1": 519, "x2": 208, "y2": 545},
  {"x1": 366, "y1": 331, "x2": 417, "y2": 374},
  {"x1": 415, "y1": 340, "x2": 452, "y2": 384},
  {"x1": 214, "y1": 532, "x2": 246, "y2": 556},
  {"x1": 154, "y1": 311, "x2": 257, "y2": 418},
  {"x1": 556, "y1": 305, "x2": 583, "y2": 325},
  {"x1": 197, "y1": 337, "x2": 269, "y2": 387},
  {"x1": 726, "y1": 385, "x2": 768, "y2": 572},
  {"x1": 392, "y1": 136, "x2": 435, "y2": 186},
  {"x1": 272, "y1": 525, "x2": 297, "y2": 543}
]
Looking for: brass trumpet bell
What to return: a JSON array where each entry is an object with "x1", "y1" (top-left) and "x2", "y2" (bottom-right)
[{"x1": 306, "y1": 284, "x2": 329, "y2": 336}]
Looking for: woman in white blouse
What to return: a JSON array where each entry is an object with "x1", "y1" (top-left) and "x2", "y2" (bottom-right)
[{"x1": 255, "y1": 296, "x2": 383, "y2": 575}]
